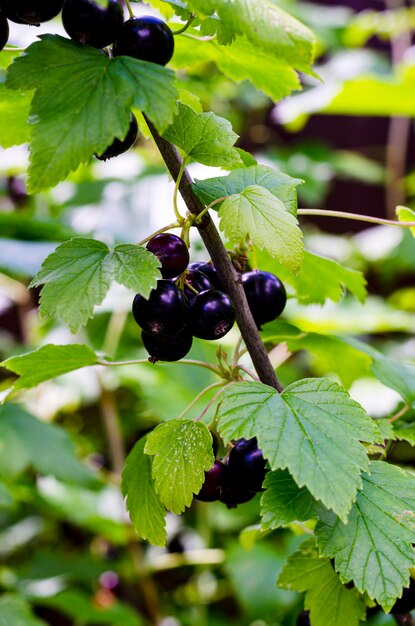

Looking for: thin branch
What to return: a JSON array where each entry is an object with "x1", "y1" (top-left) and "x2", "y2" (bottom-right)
[
  {"x1": 298, "y1": 208, "x2": 415, "y2": 227},
  {"x1": 235, "y1": 364, "x2": 260, "y2": 381},
  {"x1": 388, "y1": 403, "x2": 410, "y2": 423},
  {"x1": 176, "y1": 381, "x2": 225, "y2": 420},
  {"x1": 144, "y1": 117, "x2": 283, "y2": 392},
  {"x1": 99, "y1": 357, "x2": 222, "y2": 376},
  {"x1": 170, "y1": 14, "x2": 196, "y2": 35}
]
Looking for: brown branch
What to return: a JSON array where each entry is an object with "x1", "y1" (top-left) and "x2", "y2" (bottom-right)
[{"x1": 146, "y1": 118, "x2": 283, "y2": 392}]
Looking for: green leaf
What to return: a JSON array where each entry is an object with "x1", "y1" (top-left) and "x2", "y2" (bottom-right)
[
  {"x1": 1, "y1": 344, "x2": 98, "y2": 391},
  {"x1": 256, "y1": 250, "x2": 367, "y2": 305},
  {"x1": 217, "y1": 379, "x2": 379, "y2": 521},
  {"x1": 111, "y1": 244, "x2": 161, "y2": 297},
  {"x1": 30, "y1": 238, "x2": 113, "y2": 333},
  {"x1": 193, "y1": 164, "x2": 302, "y2": 216},
  {"x1": 0, "y1": 404, "x2": 95, "y2": 485},
  {"x1": 40, "y1": 590, "x2": 143, "y2": 626},
  {"x1": 316, "y1": 461, "x2": 415, "y2": 610},
  {"x1": 144, "y1": 419, "x2": 214, "y2": 514},
  {"x1": 0, "y1": 83, "x2": 31, "y2": 148},
  {"x1": 29, "y1": 238, "x2": 161, "y2": 332},
  {"x1": 0, "y1": 595, "x2": 47, "y2": 626},
  {"x1": 343, "y1": 337, "x2": 415, "y2": 407},
  {"x1": 278, "y1": 539, "x2": 366, "y2": 626},
  {"x1": 121, "y1": 436, "x2": 166, "y2": 547},
  {"x1": 394, "y1": 423, "x2": 415, "y2": 445},
  {"x1": 396, "y1": 205, "x2": 415, "y2": 237},
  {"x1": 260, "y1": 470, "x2": 319, "y2": 530},
  {"x1": 218, "y1": 185, "x2": 304, "y2": 273},
  {"x1": 162, "y1": 103, "x2": 243, "y2": 168},
  {"x1": 173, "y1": 36, "x2": 301, "y2": 103},
  {"x1": 187, "y1": 0, "x2": 315, "y2": 73},
  {"x1": 6, "y1": 35, "x2": 177, "y2": 192}
]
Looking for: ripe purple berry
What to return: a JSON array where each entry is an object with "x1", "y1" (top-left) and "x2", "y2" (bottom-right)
[
  {"x1": 1, "y1": 0, "x2": 64, "y2": 25},
  {"x1": 194, "y1": 460, "x2": 227, "y2": 502},
  {"x1": 132, "y1": 280, "x2": 188, "y2": 336},
  {"x1": 189, "y1": 290, "x2": 235, "y2": 340},
  {"x1": 96, "y1": 113, "x2": 138, "y2": 161},
  {"x1": 146, "y1": 233, "x2": 189, "y2": 279},
  {"x1": 62, "y1": 0, "x2": 123, "y2": 48},
  {"x1": 242, "y1": 270, "x2": 287, "y2": 329},
  {"x1": 225, "y1": 438, "x2": 267, "y2": 494},
  {"x1": 141, "y1": 327, "x2": 192, "y2": 362},
  {"x1": 113, "y1": 16, "x2": 174, "y2": 66}
]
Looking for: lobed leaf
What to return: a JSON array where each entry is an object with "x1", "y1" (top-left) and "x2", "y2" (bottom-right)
[
  {"x1": 261, "y1": 469, "x2": 319, "y2": 530},
  {"x1": 6, "y1": 35, "x2": 177, "y2": 192},
  {"x1": 144, "y1": 419, "x2": 214, "y2": 514},
  {"x1": 316, "y1": 461, "x2": 415, "y2": 610},
  {"x1": 278, "y1": 538, "x2": 366, "y2": 626},
  {"x1": 121, "y1": 437, "x2": 166, "y2": 547},
  {"x1": 217, "y1": 378, "x2": 379, "y2": 521}
]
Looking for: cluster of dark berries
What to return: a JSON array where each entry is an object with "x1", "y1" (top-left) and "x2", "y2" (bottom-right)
[
  {"x1": 0, "y1": 1, "x2": 175, "y2": 159},
  {"x1": 195, "y1": 437, "x2": 268, "y2": 508},
  {"x1": 132, "y1": 233, "x2": 236, "y2": 362}
]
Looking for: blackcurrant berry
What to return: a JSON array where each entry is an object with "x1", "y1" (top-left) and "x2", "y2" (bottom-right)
[
  {"x1": 296, "y1": 610, "x2": 311, "y2": 626},
  {"x1": 219, "y1": 485, "x2": 256, "y2": 509},
  {"x1": 141, "y1": 327, "x2": 192, "y2": 362},
  {"x1": 132, "y1": 280, "x2": 188, "y2": 336},
  {"x1": 62, "y1": 0, "x2": 123, "y2": 48},
  {"x1": 113, "y1": 16, "x2": 174, "y2": 66},
  {"x1": 189, "y1": 290, "x2": 235, "y2": 340},
  {"x1": 96, "y1": 113, "x2": 138, "y2": 161},
  {"x1": 146, "y1": 233, "x2": 189, "y2": 279},
  {"x1": 1, "y1": 0, "x2": 63, "y2": 25},
  {"x1": 390, "y1": 578, "x2": 415, "y2": 614},
  {"x1": 242, "y1": 270, "x2": 287, "y2": 329},
  {"x1": 194, "y1": 460, "x2": 227, "y2": 502},
  {"x1": 183, "y1": 269, "x2": 212, "y2": 303},
  {"x1": 0, "y1": 13, "x2": 9, "y2": 51},
  {"x1": 225, "y1": 438, "x2": 267, "y2": 493},
  {"x1": 188, "y1": 262, "x2": 223, "y2": 291}
]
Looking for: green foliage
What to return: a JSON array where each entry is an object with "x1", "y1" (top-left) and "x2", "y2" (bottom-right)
[
  {"x1": 261, "y1": 469, "x2": 319, "y2": 530},
  {"x1": 218, "y1": 185, "x2": 304, "y2": 273},
  {"x1": 193, "y1": 164, "x2": 302, "y2": 216},
  {"x1": 0, "y1": 404, "x2": 95, "y2": 485},
  {"x1": 39, "y1": 590, "x2": 143, "y2": 626},
  {"x1": 278, "y1": 539, "x2": 366, "y2": 626},
  {"x1": 0, "y1": 595, "x2": 47, "y2": 626},
  {"x1": 0, "y1": 84, "x2": 31, "y2": 148},
  {"x1": 6, "y1": 35, "x2": 177, "y2": 192},
  {"x1": 163, "y1": 103, "x2": 243, "y2": 167},
  {"x1": 217, "y1": 379, "x2": 379, "y2": 521},
  {"x1": 186, "y1": 0, "x2": 316, "y2": 73},
  {"x1": 396, "y1": 205, "x2": 415, "y2": 236},
  {"x1": 257, "y1": 250, "x2": 367, "y2": 305},
  {"x1": 30, "y1": 238, "x2": 161, "y2": 332},
  {"x1": 144, "y1": 419, "x2": 214, "y2": 513},
  {"x1": 121, "y1": 436, "x2": 167, "y2": 547},
  {"x1": 316, "y1": 461, "x2": 415, "y2": 610},
  {"x1": 173, "y1": 36, "x2": 301, "y2": 102},
  {"x1": 1, "y1": 344, "x2": 99, "y2": 391}
]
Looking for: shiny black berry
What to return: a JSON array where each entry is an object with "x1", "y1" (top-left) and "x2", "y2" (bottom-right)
[
  {"x1": 62, "y1": 0, "x2": 123, "y2": 48},
  {"x1": 242, "y1": 270, "x2": 287, "y2": 329},
  {"x1": 141, "y1": 327, "x2": 192, "y2": 362},
  {"x1": 189, "y1": 290, "x2": 235, "y2": 340},
  {"x1": 132, "y1": 280, "x2": 188, "y2": 336},
  {"x1": 96, "y1": 113, "x2": 138, "y2": 161},
  {"x1": 219, "y1": 485, "x2": 257, "y2": 509},
  {"x1": 188, "y1": 262, "x2": 223, "y2": 291},
  {"x1": 1, "y1": 0, "x2": 64, "y2": 25},
  {"x1": 0, "y1": 13, "x2": 9, "y2": 50},
  {"x1": 113, "y1": 16, "x2": 174, "y2": 66},
  {"x1": 390, "y1": 578, "x2": 415, "y2": 614},
  {"x1": 296, "y1": 610, "x2": 311, "y2": 626},
  {"x1": 225, "y1": 438, "x2": 267, "y2": 494},
  {"x1": 195, "y1": 460, "x2": 227, "y2": 502},
  {"x1": 146, "y1": 233, "x2": 189, "y2": 279},
  {"x1": 183, "y1": 269, "x2": 213, "y2": 303}
]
